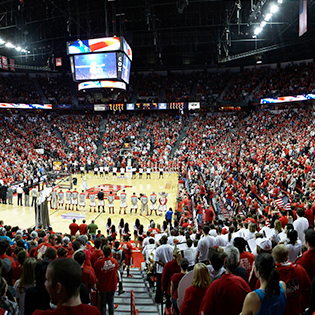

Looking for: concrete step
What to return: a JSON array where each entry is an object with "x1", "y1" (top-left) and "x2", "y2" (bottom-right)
[
  {"x1": 115, "y1": 312, "x2": 159, "y2": 315},
  {"x1": 123, "y1": 275, "x2": 142, "y2": 280},
  {"x1": 116, "y1": 291, "x2": 153, "y2": 299},
  {"x1": 122, "y1": 286, "x2": 148, "y2": 293},
  {"x1": 115, "y1": 297, "x2": 154, "y2": 305},
  {"x1": 117, "y1": 304, "x2": 159, "y2": 312},
  {"x1": 123, "y1": 282, "x2": 146, "y2": 288}
]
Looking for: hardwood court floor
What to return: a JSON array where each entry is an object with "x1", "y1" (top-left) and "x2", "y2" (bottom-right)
[{"x1": 0, "y1": 172, "x2": 179, "y2": 234}]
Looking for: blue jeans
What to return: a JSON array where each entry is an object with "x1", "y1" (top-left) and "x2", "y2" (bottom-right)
[
  {"x1": 100, "y1": 291, "x2": 115, "y2": 315},
  {"x1": 197, "y1": 213, "x2": 203, "y2": 227}
]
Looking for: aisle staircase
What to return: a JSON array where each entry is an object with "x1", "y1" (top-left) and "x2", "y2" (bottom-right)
[{"x1": 115, "y1": 267, "x2": 160, "y2": 315}]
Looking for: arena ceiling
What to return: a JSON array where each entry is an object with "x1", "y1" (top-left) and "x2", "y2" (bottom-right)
[{"x1": 0, "y1": 0, "x2": 315, "y2": 71}]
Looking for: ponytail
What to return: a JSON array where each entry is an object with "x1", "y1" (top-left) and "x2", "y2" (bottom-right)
[
  {"x1": 228, "y1": 226, "x2": 235, "y2": 242},
  {"x1": 265, "y1": 268, "x2": 280, "y2": 298},
  {"x1": 255, "y1": 253, "x2": 280, "y2": 298}
]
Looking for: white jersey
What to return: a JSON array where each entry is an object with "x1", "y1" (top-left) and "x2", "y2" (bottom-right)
[
  {"x1": 79, "y1": 193, "x2": 86, "y2": 203},
  {"x1": 99, "y1": 166, "x2": 104, "y2": 172},
  {"x1": 113, "y1": 167, "x2": 117, "y2": 173}
]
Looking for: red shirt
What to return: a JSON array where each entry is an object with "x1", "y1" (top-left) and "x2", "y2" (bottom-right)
[
  {"x1": 205, "y1": 207, "x2": 215, "y2": 223},
  {"x1": 171, "y1": 272, "x2": 186, "y2": 299},
  {"x1": 122, "y1": 241, "x2": 132, "y2": 258},
  {"x1": 279, "y1": 216, "x2": 288, "y2": 229},
  {"x1": 82, "y1": 267, "x2": 97, "y2": 290},
  {"x1": 180, "y1": 286, "x2": 207, "y2": 315},
  {"x1": 162, "y1": 259, "x2": 181, "y2": 295},
  {"x1": 91, "y1": 249, "x2": 103, "y2": 267},
  {"x1": 33, "y1": 304, "x2": 101, "y2": 315},
  {"x1": 94, "y1": 257, "x2": 118, "y2": 292},
  {"x1": 295, "y1": 249, "x2": 315, "y2": 280},
  {"x1": 199, "y1": 273, "x2": 251, "y2": 315},
  {"x1": 239, "y1": 251, "x2": 255, "y2": 280},
  {"x1": 69, "y1": 223, "x2": 79, "y2": 236},
  {"x1": 79, "y1": 224, "x2": 88, "y2": 235}
]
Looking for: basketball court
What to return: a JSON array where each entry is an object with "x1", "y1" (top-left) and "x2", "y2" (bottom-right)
[{"x1": 0, "y1": 172, "x2": 179, "y2": 234}]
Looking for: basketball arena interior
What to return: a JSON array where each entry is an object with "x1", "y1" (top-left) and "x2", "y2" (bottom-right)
[{"x1": 0, "y1": 1, "x2": 314, "y2": 315}]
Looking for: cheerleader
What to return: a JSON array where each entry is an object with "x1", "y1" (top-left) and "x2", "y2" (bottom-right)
[
  {"x1": 109, "y1": 225, "x2": 117, "y2": 243},
  {"x1": 122, "y1": 223, "x2": 130, "y2": 240},
  {"x1": 119, "y1": 218, "x2": 125, "y2": 242},
  {"x1": 137, "y1": 225, "x2": 145, "y2": 251},
  {"x1": 105, "y1": 218, "x2": 112, "y2": 236},
  {"x1": 133, "y1": 219, "x2": 140, "y2": 247}
]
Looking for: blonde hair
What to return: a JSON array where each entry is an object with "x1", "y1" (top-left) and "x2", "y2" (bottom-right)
[
  {"x1": 19, "y1": 258, "x2": 36, "y2": 288},
  {"x1": 173, "y1": 247, "x2": 182, "y2": 266},
  {"x1": 274, "y1": 220, "x2": 282, "y2": 233},
  {"x1": 192, "y1": 263, "x2": 211, "y2": 289}
]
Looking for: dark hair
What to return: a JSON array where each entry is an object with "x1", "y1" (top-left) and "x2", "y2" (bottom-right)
[
  {"x1": 255, "y1": 253, "x2": 280, "y2": 298},
  {"x1": 149, "y1": 238, "x2": 155, "y2": 244},
  {"x1": 107, "y1": 218, "x2": 112, "y2": 226},
  {"x1": 234, "y1": 237, "x2": 246, "y2": 253},
  {"x1": 287, "y1": 230, "x2": 298, "y2": 245},
  {"x1": 228, "y1": 226, "x2": 235, "y2": 242},
  {"x1": 72, "y1": 241, "x2": 81, "y2": 252},
  {"x1": 124, "y1": 223, "x2": 130, "y2": 234},
  {"x1": 94, "y1": 238, "x2": 102, "y2": 249},
  {"x1": 202, "y1": 225, "x2": 210, "y2": 235},
  {"x1": 0, "y1": 240, "x2": 9, "y2": 255},
  {"x1": 114, "y1": 241, "x2": 120, "y2": 249},
  {"x1": 186, "y1": 239, "x2": 193, "y2": 248},
  {"x1": 102, "y1": 245, "x2": 111, "y2": 257},
  {"x1": 208, "y1": 248, "x2": 227, "y2": 271},
  {"x1": 119, "y1": 219, "x2": 124, "y2": 228},
  {"x1": 180, "y1": 258, "x2": 189, "y2": 271},
  {"x1": 45, "y1": 247, "x2": 57, "y2": 260},
  {"x1": 135, "y1": 219, "x2": 140, "y2": 228},
  {"x1": 73, "y1": 250, "x2": 86, "y2": 266},
  {"x1": 139, "y1": 225, "x2": 144, "y2": 235},
  {"x1": 49, "y1": 258, "x2": 82, "y2": 299},
  {"x1": 305, "y1": 229, "x2": 315, "y2": 247},
  {"x1": 17, "y1": 250, "x2": 28, "y2": 265},
  {"x1": 296, "y1": 208, "x2": 305, "y2": 218},
  {"x1": 57, "y1": 247, "x2": 68, "y2": 258}
]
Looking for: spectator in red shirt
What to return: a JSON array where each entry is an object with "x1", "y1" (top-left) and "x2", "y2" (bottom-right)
[
  {"x1": 69, "y1": 219, "x2": 79, "y2": 236},
  {"x1": 94, "y1": 245, "x2": 119, "y2": 315},
  {"x1": 295, "y1": 229, "x2": 315, "y2": 280},
  {"x1": 205, "y1": 206, "x2": 215, "y2": 224},
  {"x1": 91, "y1": 238, "x2": 104, "y2": 267},
  {"x1": 122, "y1": 236, "x2": 133, "y2": 278},
  {"x1": 162, "y1": 248, "x2": 181, "y2": 310},
  {"x1": 180, "y1": 263, "x2": 211, "y2": 315},
  {"x1": 279, "y1": 211, "x2": 288, "y2": 229},
  {"x1": 79, "y1": 220, "x2": 88, "y2": 235}
]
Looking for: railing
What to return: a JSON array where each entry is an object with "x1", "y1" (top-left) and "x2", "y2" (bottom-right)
[{"x1": 131, "y1": 290, "x2": 139, "y2": 315}]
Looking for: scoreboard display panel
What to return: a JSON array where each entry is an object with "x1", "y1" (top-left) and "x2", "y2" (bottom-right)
[
  {"x1": 67, "y1": 36, "x2": 132, "y2": 85},
  {"x1": 94, "y1": 102, "x2": 190, "y2": 111}
]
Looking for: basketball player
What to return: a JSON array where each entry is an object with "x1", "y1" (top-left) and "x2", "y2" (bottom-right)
[
  {"x1": 51, "y1": 189, "x2": 58, "y2": 210},
  {"x1": 72, "y1": 187, "x2": 79, "y2": 211},
  {"x1": 88, "y1": 192, "x2": 96, "y2": 213},
  {"x1": 139, "y1": 166, "x2": 143, "y2": 179},
  {"x1": 104, "y1": 164, "x2": 109, "y2": 179},
  {"x1": 97, "y1": 189, "x2": 105, "y2": 213},
  {"x1": 146, "y1": 167, "x2": 151, "y2": 179},
  {"x1": 119, "y1": 190, "x2": 127, "y2": 215},
  {"x1": 65, "y1": 189, "x2": 72, "y2": 210},
  {"x1": 130, "y1": 192, "x2": 138, "y2": 215},
  {"x1": 140, "y1": 193, "x2": 149, "y2": 216},
  {"x1": 79, "y1": 190, "x2": 86, "y2": 211},
  {"x1": 113, "y1": 166, "x2": 117, "y2": 178},
  {"x1": 93, "y1": 165, "x2": 98, "y2": 178},
  {"x1": 58, "y1": 189, "x2": 64, "y2": 210},
  {"x1": 150, "y1": 191, "x2": 158, "y2": 216},
  {"x1": 107, "y1": 191, "x2": 115, "y2": 214},
  {"x1": 99, "y1": 165, "x2": 104, "y2": 178},
  {"x1": 120, "y1": 166, "x2": 125, "y2": 178}
]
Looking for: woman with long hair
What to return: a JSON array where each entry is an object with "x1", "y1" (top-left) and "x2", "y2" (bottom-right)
[
  {"x1": 179, "y1": 263, "x2": 211, "y2": 315},
  {"x1": 14, "y1": 258, "x2": 36, "y2": 315},
  {"x1": 137, "y1": 225, "x2": 145, "y2": 250},
  {"x1": 285, "y1": 229, "x2": 301, "y2": 262},
  {"x1": 119, "y1": 218, "x2": 124, "y2": 242},
  {"x1": 122, "y1": 222, "x2": 130, "y2": 239},
  {"x1": 241, "y1": 253, "x2": 287, "y2": 315},
  {"x1": 105, "y1": 218, "x2": 112, "y2": 236},
  {"x1": 133, "y1": 218, "x2": 140, "y2": 247},
  {"x1": 270, "y1": 219, "x2": 283, "y2": 243}
]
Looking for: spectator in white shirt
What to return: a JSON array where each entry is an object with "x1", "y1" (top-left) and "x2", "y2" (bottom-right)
[{"x1": 293, "y1": 208, "x2": 309, "y2": 244}]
